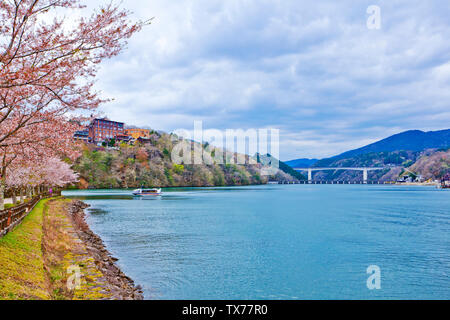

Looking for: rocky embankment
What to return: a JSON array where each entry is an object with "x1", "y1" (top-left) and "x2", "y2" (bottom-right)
[{"x1": 68, "y1": 200, "x2": 143, "y2": 300}]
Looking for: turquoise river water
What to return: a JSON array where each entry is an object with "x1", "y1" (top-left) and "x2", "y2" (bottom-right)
[{"x1": 63, "y1": 185, "x2": 449, "y2": 300}]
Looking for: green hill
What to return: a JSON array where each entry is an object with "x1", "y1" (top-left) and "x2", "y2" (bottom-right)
[{"x1": 73, "y1": 132, "x2": 301, "y2": 188}]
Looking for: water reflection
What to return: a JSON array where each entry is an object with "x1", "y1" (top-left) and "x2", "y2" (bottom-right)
[
  {"x1": 63, "y1": 188, "x2": 222, "y2": 201},
  {"x1": 66, "y1": 195, "x2": 134, "y2": 201},
  {"x1": 88, "y1": 208, "x2": 110, "y2": 215}
]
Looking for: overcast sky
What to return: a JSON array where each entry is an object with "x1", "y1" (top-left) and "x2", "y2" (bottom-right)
[{"x1": 88, "y1": 0, "x2": 450, "y2": 160}]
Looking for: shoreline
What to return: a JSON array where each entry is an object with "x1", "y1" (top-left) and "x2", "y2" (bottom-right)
[
  {"x1": 0, "y1": 198, "x2": 144, "y2": 300},
  {"x1": 389, "y1": 182, "x2": 440, "y2": 187},
  {"x1": 64, "y1": 181, "x2": 442, "y2": 193},
  {"x1": 71, "y1": 182, "x2": 269, "y2": 191},
  {"x1": 67, "y1": 200, "x2": 144, "y2": 300}
]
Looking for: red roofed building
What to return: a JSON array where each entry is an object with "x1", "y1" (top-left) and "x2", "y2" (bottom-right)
[{"x1": 88, "y1": 118, "x2": 125, "y2": 143}]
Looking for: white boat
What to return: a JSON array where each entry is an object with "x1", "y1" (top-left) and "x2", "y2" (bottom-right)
[{"x1": 132, "y1": 188, "x2": 162, "y2": 197}]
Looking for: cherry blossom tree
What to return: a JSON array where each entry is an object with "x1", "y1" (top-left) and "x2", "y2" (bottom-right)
[
  {"x1": 39, "y1": 157, "x2": 79, "y2": 187},
  {"x1": 6, "y1": 156, "x2": 78, "y2": 205},
  {"x1": 0, "y1": 0, "x2": 144, "y2": 142},
  {"x1": 5, "y1": 161, "x2": 28, "y2": 204},
  {"x1": 0, "y1": 113, "x2": 80, "y2": 208},
  {"x1": 0, "y1": 0, "x2": 147, "y2": 209}
]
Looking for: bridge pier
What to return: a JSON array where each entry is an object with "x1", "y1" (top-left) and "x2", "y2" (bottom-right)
[
  {"x1": 363, "y1": 169, "x2": 368, "y2": 184},
  {"x1": 308, "y1": 169, "x2": 312, "y2": 184}
]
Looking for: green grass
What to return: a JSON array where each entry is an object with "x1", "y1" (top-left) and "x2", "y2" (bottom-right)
[
  {"x1": 3, "y1": 199, "x2": 30, "y2": 209},
  {"x1": 0, "y1": 199, "x2": 51, "y2": 300},
  {"x1": 0, "y1": 198, "x2": 116, "y2": 300}
]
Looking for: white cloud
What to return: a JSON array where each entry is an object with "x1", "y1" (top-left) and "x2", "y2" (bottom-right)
[{"x1": 82, "y1": 0, "x2": 450, "y2": 160}]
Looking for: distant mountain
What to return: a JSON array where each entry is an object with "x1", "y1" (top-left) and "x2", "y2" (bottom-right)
[
  {"x1": 278, "y1": 159, "x2": 306, "y2": 180},
  {"x1": 327, "y1": 129, "x2": 450, "y2": 162},
  {"x1": 287, "y1": 129, "x2": 450, "y2": 182},
  {"x1": 284, "y1": 158, "x2": 318, "y2": 168},
  {"x1": 257, "y1": 154, "x2": 306, "y2": 181},
  {"x1": 312, "y1": 150, "x2": 420, "y2": 182}
]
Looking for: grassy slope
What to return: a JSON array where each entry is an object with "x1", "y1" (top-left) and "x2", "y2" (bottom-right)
[
  {"x1": 0, "y1": 199, "x2": 113, "y2": 300},
  {"x1": 0, "y1": 199, "x2": 50, "y2": 300},
  {"x1": 42, "y1": 199, "x2": 112, "y2": 300}
]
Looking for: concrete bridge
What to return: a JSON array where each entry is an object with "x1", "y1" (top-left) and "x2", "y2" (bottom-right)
[{"x1": 294, "y1": 167, "x2": 387, "y2": 184}]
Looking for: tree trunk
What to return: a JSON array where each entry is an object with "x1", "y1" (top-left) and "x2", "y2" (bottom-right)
[
  {"x1": 0, "y1": 179, "x2": 5, "y2": 211},
  {"x1": 20, "y1": 187, "x2": 24, "y2": 203},
  {"x1": 12, "y1": 189, "x2": 17, "y2": 205},
  {"x1": 28, "y1": 186, "x2": 32, "y2": 198}
]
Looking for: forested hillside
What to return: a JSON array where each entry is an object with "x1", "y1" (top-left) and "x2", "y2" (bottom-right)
[
  {"x1": 314, "y1": 150, "x2": 420, "y2": 168},
  {"x1": 73, "y1": 132, "x2": 301, "y2": 189},
  {"x1": 309, "y1": 149, "x2": 450, "y2": 182},
  {"x1": 408, "y1": 149, "x2": 450, "y2": 180}
]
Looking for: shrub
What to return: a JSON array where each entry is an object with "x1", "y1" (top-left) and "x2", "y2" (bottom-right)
[
  {"x1": 164, "y1": 168, "x2": 174, "y2": 185},
  {"x1": 163, "y1": 148, "x2": 170, "y2": 157},
  {"x1": 173, "y1": 164, "x2": 184, "y2": 175}
]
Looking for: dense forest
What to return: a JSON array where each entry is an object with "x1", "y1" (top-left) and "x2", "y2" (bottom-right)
[
  {"x1": 73, "y1": 132, "x2": 301, "y2": 189},
  {"x1": 408, "y1": 149, "x2": 450, "y2": 180}
]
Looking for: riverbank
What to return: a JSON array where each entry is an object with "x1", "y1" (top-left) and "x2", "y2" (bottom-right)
[
  {"x1": 393, "y1": 182, "x2": 440, "y2": 187},
  {"x1": 68, "y1": 200, "x2": 143, "y2": 299},
  {"x1": 0, "y1": 198, "x2": 143, "y2": 300}
]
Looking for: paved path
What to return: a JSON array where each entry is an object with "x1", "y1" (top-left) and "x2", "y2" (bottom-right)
[{"x1": 4, "y1": 197, "x2": 30, "y2": 205}]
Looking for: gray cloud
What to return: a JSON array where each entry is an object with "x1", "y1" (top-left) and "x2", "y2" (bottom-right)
[{"x1": 88, "y1": 0, "x2": 450, "y2": 160}]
